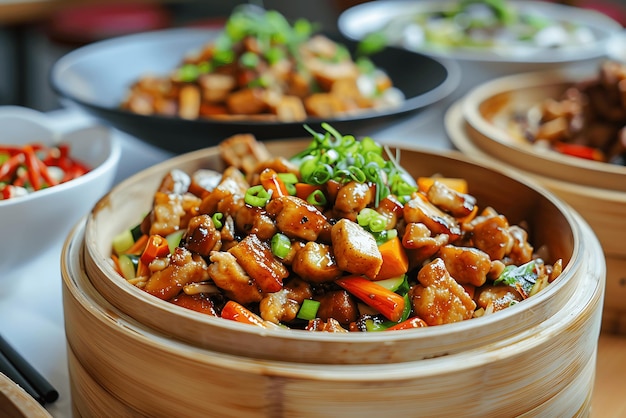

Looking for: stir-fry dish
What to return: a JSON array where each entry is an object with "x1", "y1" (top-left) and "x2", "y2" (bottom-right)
[
  {"x1": 121, "y1": 6, "x2": 403, "y2": 122},
  {"x1": 518, "y1": 60, "x2": 626, "y2": 166},
  {"x1": 0, "y1": 143, "x2": 90, "y2": 200},
  {"x1": 111, "y1": 125, "x2": 562, "y2": 332},
  {"x1": 360, "y1": 0, "x2": 596, "y2": 56}
]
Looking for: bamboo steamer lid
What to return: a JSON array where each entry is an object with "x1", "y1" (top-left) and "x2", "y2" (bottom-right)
[
  {"x1": 62, "y1": 208, "x2": 604, "y2": 417},
  {"x1": 83, "y1": 142, "x2": 581, "y2": 365}
]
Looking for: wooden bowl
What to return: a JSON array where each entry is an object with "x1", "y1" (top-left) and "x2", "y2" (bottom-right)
[
  {"x1": 80, "y1": 140, "x2": 593, "y2": 366},
  {"x1": 63, "y1": 203, "x2": 604, "y2": 416},
  {"x1": 460, "y1": 70, "x2": 626, "y2": 192},
  {"x1": 446, "y1": 101, "x2": 626, "y2": 331}
]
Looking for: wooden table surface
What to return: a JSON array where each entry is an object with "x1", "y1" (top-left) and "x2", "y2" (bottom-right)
[{"x1": 593, "y1": 333, "x2": 626, "y2": 417}]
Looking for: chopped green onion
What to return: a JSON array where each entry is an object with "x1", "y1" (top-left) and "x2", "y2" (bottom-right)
[
  {"x1": 277, "y1": 172, "x2": 298, "y2": 184},
  {"x1": 212, "y1": 213, "x2": 224, "y2": 229},
  {"x1": 240, "y1": 51, "x2": 260, "y2": 68},
  {"x1": 245, "y1": 185, "x2": 272, "y2": 207},
  {"x1": 271, "y1": 233, "x2": 291, "y2": 259},
  {"x1": 178, "y1": 64, "x2": 200, "y2": 82},
  {"x1": 306, "y1": 189, "x2": 327, "y2": 206},
  {"x1": 357, "y1": 208, "x2": 388, "y2": 233},
  {"x1": 297, "y1": 299, "x2": 321, "y2": 320}
]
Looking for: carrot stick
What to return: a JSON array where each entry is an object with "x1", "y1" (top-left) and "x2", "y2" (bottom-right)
[
  {"x1": 140, "y1": 235, "x2": 170, "y2": 265},
  {"x1": 259, "y1": 168, "x2": 289, "y2": 198},
  {"x1": 386, "y1": 316, "x2": 428, "y2": 331},
  {"x1": 336, "y1": 276, "x2": 405, "y2": 322},
  {"x1": 125, "y1": 234, "x2": 149, "y2": 255},
  {"x1": 221, "y1": 301, "x2": 268, "y2": 327}
]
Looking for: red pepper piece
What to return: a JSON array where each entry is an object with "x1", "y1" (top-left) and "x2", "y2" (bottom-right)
[
  {"x1": 23, "y1": 145, "x2": 42, "y2": 190},
  {"x1": 140, "y1": 235, "x2": 171, "y2": 265},
  {"x1": 0, "y1": 153, "x2": 24, "y2": 180},
  {"x1": 386, "y1": 316, "x2": 428, "y2": 331},
  {"x1": 553, "y1": 143, "x2": 605, "y2": 161},
  {"x1": 335, "y1": 276, "x2": 406, "y2": 322}
]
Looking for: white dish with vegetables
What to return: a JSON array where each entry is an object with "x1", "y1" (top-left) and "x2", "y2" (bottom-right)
[{"x1": 0, "y1": 106, "x2": 120, "y2": 277}]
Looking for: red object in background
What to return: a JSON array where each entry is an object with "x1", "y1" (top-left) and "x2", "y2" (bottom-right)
[{"x1": 47, "y1": 3, "x2": 172, "y2": 46}]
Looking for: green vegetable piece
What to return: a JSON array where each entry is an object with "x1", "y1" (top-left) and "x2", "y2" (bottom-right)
[
  {"x1": 178, "y1": 64, "x2": 200, "y2": 82},
  {"x1": 112, "y1": 229, "x2": 135, "y2": 255},
  {"x1": 240, "y1": 51, "x2": 260, "y2": 69},
  {"x1": 245, "y1": 184, "x2": 271, "y2": 207},
  {"x1": 166, "y1": 230, "x2": 185, "y2": 254},
  {"x1": 212, "y1": 213, "x2": 224, "y2": 229},
  {"x1": 271, "y1": 233, "x2": 291, "y2": 259},
  {"x1": 297, "y1": 299, "x2": 321, "y2": 321},
  {"x1": 118, "y1": 254, "x2": 139, "y2": 281},
  {"x1": 494, "y1": 260, "x2": 538, "y2": 297},
  {"x1": 306, "y1": 189, "x2": 327, "y2": 206},
  {"x1": 357, "y1": 32, "x2": 388, "y2": 56}
]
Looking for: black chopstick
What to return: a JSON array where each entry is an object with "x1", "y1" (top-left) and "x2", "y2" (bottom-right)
[{"x1": 0, "y1": 334, "x2": 59, "y2": 405}]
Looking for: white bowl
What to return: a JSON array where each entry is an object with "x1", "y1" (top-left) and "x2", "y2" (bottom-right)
[
  {"x1": 338, "y1": 0, "x2": 622, "y2": 97},
  {"x1": 0, "y1": 106, "x2": 120, "y2": 275}
]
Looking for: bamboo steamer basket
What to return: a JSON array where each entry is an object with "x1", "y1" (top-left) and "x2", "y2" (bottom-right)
[
  {"x1": 446, "y1": 101, "x2": 625, "y2": 333},
  {"x1": 0, "y1": 373, "x2": 52, "y2": 418},
  {"x1": 62, "y1": 141, "x2": 605, "y2": 416},
  {"x1": 85, "y1": 141, "x2": 580, "y2": 365}
]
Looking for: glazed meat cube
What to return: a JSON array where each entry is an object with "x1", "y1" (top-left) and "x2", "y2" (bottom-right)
[
  {"x1": 475, "y1": 285, "x2": 523, "y2": 313},
  {"x1": 234, "y1": 205, "x2": 277, "y2": 240},
  {"x1": 315, "y1": 290, "x2": 358, "y2": 326},
  {"x1": 207, "y1": 251, "x2": 263, "y2": 304},
  {"x1": 331, "y1": 218, "x2": 382, "y2": 278},
  {"x1": 439, "y1": 245, "x2": 491, "y2": 287},
  {"x1": 259, "y1": 278, "x2": 313, "y2": 324},
  {"x1": 305, "y1": 318, "x2": 349, "y2": 333},
  {"x1": 265, "y1": 195, "x2": 332, "y2": 242},
  {"x1": 149, "y1": 191, "x2": 186, "y2": 236},
  {"x1": 292, "y1": 241, "x2": 342, "y2": 283},
  {"x1": 410, "y1": 258, "x2": 476, "y2": 326},
  {"x1": 143, "y1": 247, "x2": 210, "y2": 300},
  {"x1": 199, "y1": 166, "x2": 249, "y2": 216},
  {"x1": 219, "y1": 133, "x2": 271, "y2": 177},
  {"x1": 185, "y1": 214, "x2": 221, "y2": 257},
  {"x1": 332, "y1": 181, "x2": 374, "y2": 222},
  {"x1": 157, "y1": 169, "x2": 191, "y2": 195},
  {"x1": 472, "y1": 214, "x2": 514, "y2": 261},
  {"x1": 402, "y1": 222, "x2": 449, "y2": 268},
  {"x1": 404, "y1": 194, "x2": 462, "y2": 241},
  {"x1": 228, "y1": 234, "x2": 289, "y2": 293},
  {"x1": 426, "y1": 180, "x2": 476, "y2": 218}
]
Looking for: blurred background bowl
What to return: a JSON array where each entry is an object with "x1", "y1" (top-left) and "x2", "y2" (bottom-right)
[
  {"x1": 338, "y1": 0, "x2": 622, "y2": 99},
  {"x1": 0, "y1": 106, "x2": 120, "y2": 277},
  {"x1": 63, "y1": 138, "x2": 604, "y2": 416},
  {"x1": 49, "y1": 27, "x2": 459, "y2": 154},
  {"x1": 445, "y1": 98, "x2": 626, "y2": 334}
]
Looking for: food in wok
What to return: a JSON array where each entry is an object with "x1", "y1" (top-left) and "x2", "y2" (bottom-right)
[{"x1": 121, "y1": 6, "x2": 403, "y2": 123}]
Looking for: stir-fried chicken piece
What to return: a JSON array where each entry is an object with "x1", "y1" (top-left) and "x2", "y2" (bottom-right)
[
  {"x1": 292, "y1": 241, "x2": 342, "y2": 283},
  {"x1": 410, "y1": 258, "x2": 476, "y2": 326},
  {"x1": 425, "y1": 180, "x2": 477, "y2": 218},
  {"x1": 199, "y1": 166, "x2": 249, "y2": 216},
  {"x1": 332, "y1": 181, "x2": 374, "y2": 222},
  {"x1": 305, "y1": 318, "x2": 349, "y2": 332},
  {"x1": 169, "y1": 293, "x2": 218, "y2": 316},
  {"x1": 438, "y1": 245, "x2": 491, "y2": 287},
  {"x1": 259, "y1": 278, "x2": 313, "y2": 324},
  {"x1": 265, "y1": 195, "x2": 332, "y2": 242},
  {"x1": 219, "y1": 133, "x2": 271, "y2": 177},
  {"x1": 149, "y1": 192, "x2": 186, "y2": 236},
  {"x1": 376, "y1": 195, "x2": 404, "y2": 230},
  {"x1": 157, "y1": 169, "x2": 191, "y2": 195},
  {"x1": 188, "y1": 169, "x2": 222, "y2": 198},
  {"x1": 315, "y1": 290, "x2": 358, "y2": 326},
  {"x1": 331, "y1": 218, "x2": 382, "y2": 279},
  {"x1": 402, "y1": 222, "x2": 449, "y2": 268},
  {"x1": 472, "y1": 213, "x2": 514, "y2": 261},
  {"x1": 207, "y1": 251, "x2": 263, "y2": 304},
  {"x1": 404, "y1": 194, "x2": 462, "y2": 241},
  {"x1": 507, "y1": 225, "x2": 534, "y2": 265},
  {"x1": 475, "y1": 285, "x2": 523, "y2": 313},
  {"x1": 234, "y1": 205, "x2": 277, "y2": 240},
  {"x1": 228, "y1": 234, "x2": 289, "y2": 293},
  {"x1": 185, "y1": 214, "x2": 222, "y2": 257},
  {"x1": 143, "y1": 247, "x2": 210, "y2": 300}
]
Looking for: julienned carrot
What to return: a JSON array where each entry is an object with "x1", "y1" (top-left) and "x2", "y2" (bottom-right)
[
  {"x1": 417, "y1": 177, "x2": 468, "y2": 194},
  {"x1": 259, "y1": 168, "x2": 289, "y2": 198},
  {"x1": 221, "y1": 301, "x2": 268, "y2": 327},
  {"x1": 386, "y1": 316, "x2": 428, "y2": 331},
  {"x1": 136, "y1": 260, "x2": 150, "y2": 278},
  {"x1": 336, "y1": 276, "x2": 405, "y2": 322},
  {"x1": 375, "y1": 236, "x2": 409, "y2": 280},
  {"x1": 23, "y1": 145, "x2": 42, "y2": 191},
  {"x1": 140, "y1": 235, "x2": 170, "y2": 265},
  {"x1": 553, "y1": 143, "x2": 604, "y2": 161},
  {"x1": 125, "y1": 234, "x2": 149, "y2": 255}
]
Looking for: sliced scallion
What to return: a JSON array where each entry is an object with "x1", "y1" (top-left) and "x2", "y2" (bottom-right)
[{"x1": 296, "y1": 299, "x2": 321, "y2": 321}]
